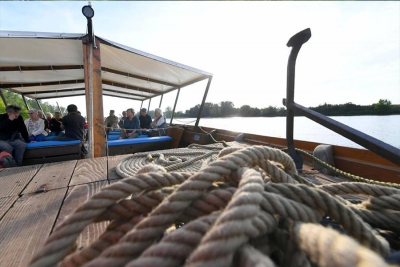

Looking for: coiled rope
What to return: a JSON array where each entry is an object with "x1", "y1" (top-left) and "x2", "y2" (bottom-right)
[{"x1": 28, "y1": 145, "x2": 399, "y2": 267}]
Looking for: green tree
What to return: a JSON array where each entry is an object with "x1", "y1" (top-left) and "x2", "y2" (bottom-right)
[
  {"x1": 373, "y1": 99, "x2": 392, "y2": 115},
  {"x1": 220, "y1": 101, "x2": 234, "y2": 117}
]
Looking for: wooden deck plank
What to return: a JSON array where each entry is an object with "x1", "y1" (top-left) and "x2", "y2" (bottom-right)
[
  {"x1": 0, "y1": 165, "x2": 41, "y2": 198},
  {"x1": 55, "y1": 180, "x2": 109, "y2": 250},
  {"x1": 0, "y1": 188, "x2": 67, "y2": 267},
  {"x1": 0, "y1": 196, "x2": 18, "y2": 220},
  {"x1": 108, "y1": 154, "x2": 131, "y2": 181},
  {"x1": 22, "y1": 160, "x2": 78, "y2": 195},
  {"x1": 70, "y1": 157, "x2": 108, "y2": 186}
]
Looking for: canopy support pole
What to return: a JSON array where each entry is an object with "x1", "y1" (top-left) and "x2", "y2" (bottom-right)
[
  {"x1": 170, "y1": 88, "x2": 180, "y2": 125},
  {"x1": 83, "y1": 36, "x2": 105, "y2": 158},
  {"x1": 159, "y1": 94, "x2": 164, "y2": 108},
  {"x1": 56, "y1": 101, "x2": 63, "y2": 116},
  {"x1": 140, "y1": 101, "x2": 143, "y2": 110},
  {"x1": 148, "y1": 98, "x2": 151, "y2": 111},
  {"x1": 36, "y1": 99, "x2": 44, "y2": 113},
  {"x1": 0, "y1": 89, "x2": 7, "y2": 106},
  {"x1": 195, "y1": 76, "x2": 212, "y2": 129},
  {"x1": 22, "y1": 95, "x2": 29, "y2": 110}
]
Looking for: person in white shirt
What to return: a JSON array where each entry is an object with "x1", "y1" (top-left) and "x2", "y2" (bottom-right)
[
  {"x1": 149, "y1": 108, "x2": 167, "y2": 137},
  {"x1": 24, "y1": 109, "x2": 48, "y2": 142}
]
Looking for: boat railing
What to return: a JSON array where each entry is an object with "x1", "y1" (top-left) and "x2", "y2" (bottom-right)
[{"x1": 283, "y1": 28, "x2": 400, "y2": 168}]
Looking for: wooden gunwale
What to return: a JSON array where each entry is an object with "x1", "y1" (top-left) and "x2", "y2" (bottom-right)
[{"x1": 181, "y1": 125, "x2": 400, "y2": 184}]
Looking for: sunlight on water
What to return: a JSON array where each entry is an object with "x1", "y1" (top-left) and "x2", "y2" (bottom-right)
[{"x1": 172, "y1": 115, "x2": 400, "y2": 149}]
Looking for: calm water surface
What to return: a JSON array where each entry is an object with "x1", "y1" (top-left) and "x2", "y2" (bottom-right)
[{"x1": 171, "y1": 115, "x2": 400, "y2": 149}]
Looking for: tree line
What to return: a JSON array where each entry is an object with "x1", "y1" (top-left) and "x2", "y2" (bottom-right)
[
  {"x1": 164, "y1": 99, "x2": 400, "y2": 118},
  {"x1": 1, "y1": 89, "x2": 398, "y2": 119},
  {"x1": 0, "y1": 89, "x2": 67, "y2": 120}
]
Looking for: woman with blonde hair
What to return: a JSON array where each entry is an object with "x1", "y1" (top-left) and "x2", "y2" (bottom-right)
[{"x1": 24, "y1": 109, "x2": 48, "y2": 142}]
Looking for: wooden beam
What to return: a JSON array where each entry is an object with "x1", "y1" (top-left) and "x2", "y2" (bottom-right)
[
  {"x1": 83, "y1": 36, "x2": 106, "y2": 158},
  {"x1": 0, "y1": 79, "x2": 85, "y2": 89},
  {"x1": 101, "y1": 67, "x2": 179, "y2": 88},
  {"x1": 102, "y1": 80, "x2": 161, "y2": 95},
  {"x1": 0, "y1": 65, "x2": 83, "y2": 72}
]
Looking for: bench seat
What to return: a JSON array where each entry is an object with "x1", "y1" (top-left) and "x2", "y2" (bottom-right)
[
  {"x1": 107, "y1": 136, "x2": 173, "y2": 156},
  {"x1": 23, "y1": 140, "x2": 82, "y2": 165}
]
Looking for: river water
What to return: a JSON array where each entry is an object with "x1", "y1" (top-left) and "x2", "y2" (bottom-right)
[{"x1": 171, "y1": 115, "x2": 400, "y2": 149}]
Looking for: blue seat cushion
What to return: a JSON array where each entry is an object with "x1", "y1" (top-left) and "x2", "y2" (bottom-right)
[
  {"x1": 108, "y1": 131, "x2": 121, "y2": 135},
  {"x1": 107, "y1": 136, "x2": 172, "y2": 147},
  {"x1": 107, "y1": 135, "x2": 119, "y2": 141},
  {"x1": 26, "y1": 140, "x2": 81, "y2": 149}
]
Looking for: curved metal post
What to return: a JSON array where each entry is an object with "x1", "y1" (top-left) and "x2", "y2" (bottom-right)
[{"x1": 284, "y1": 28, "x2": 311, "y2": 169}]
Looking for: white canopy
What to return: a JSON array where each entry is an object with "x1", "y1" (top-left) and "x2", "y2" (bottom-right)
[{"x1": 0, "y1": 30, "x2": 212, "y2": 101}]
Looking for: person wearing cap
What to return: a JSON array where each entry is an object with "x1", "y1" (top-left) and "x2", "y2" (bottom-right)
[
  {"x1": 139, "y1": 108, "x2": 152, "y2": 134},
  {"x1": 119, "y1": 108, "x2": 141, "y2": 139},
  {"x1": 104, "y1": 110, "x2": 119, "y2": 134}
]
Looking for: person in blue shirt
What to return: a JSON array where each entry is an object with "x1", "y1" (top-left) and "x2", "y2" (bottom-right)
[{"x1": 119, "y1": 108, "x2": 141, "y2": 139}]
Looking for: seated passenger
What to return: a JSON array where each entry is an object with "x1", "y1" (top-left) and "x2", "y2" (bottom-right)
[
  {"x1": 45, "y1": 113, "x2": 52, "y2": 132},
  {"x1": 48, "y1": 111, "x2": 63, "y2": 137},
  {"x1": 37, "y1": 110, "x2": 49, "y2": 134},
  {"x1": 139, "y1": 108, "x2": 152, "y2": 134},
  {"x1": 149, "y1": 108, "x2": 167, "y2": 137},
  {"x1": 0, "y1": 104, "x2": 30, "y2": 167},
  {"x1": 25, "y1": 109, "x2": 48, "y2": 142},
  {"x1": 119, "y1": 108, "x2": 141, "y2": 139},
  {"x1": 49, "y1": 104, "x2": 85, "y2": 142},
  {"x1": 118, "y1": 111, "x2": 127, "y2": 129},
  {"x1": 104, "y1": 109, "x2": 119, "y2": 134}
]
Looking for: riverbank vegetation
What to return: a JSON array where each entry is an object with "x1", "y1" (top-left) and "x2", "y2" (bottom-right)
[
  {"x1": 166, "y1": 99, "x2": 400, "y2": 118},
  {"x1": 1, "y1": 89, "x2": 398, "y2": 119},
  {"x1": 0, "y1": 89, "x2": 66, "y2": 119}
]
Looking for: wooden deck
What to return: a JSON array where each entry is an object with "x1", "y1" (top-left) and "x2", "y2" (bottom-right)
[{"x1": 0, "y1": 154, "x2": 130, "y2": 267}]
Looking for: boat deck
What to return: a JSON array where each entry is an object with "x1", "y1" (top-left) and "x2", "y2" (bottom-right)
[
  {"x1": 0, "y1": 153, "x2": 352, "y2": 267},
  {"x1": 0, "y1": 154, "x2": 129, "y2": 267}
]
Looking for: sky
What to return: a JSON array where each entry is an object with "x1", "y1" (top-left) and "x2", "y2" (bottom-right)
[{"x1": 0, "y1": 1, "x2": 399, "y2": 117}]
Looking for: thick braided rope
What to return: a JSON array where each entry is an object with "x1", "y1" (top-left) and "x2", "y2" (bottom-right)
[
  {"x1": 60, "y1": 215, "x2": 145, "y2": 267},
  {"x1": 350, "y1": 207, "x2": 400, "y2": 234},
  {"x1": 125, "y1": 175, "x2": 319, "y2": 267},
  {"x1": 263, "y1": 183, "x2": 389, "y2": 256},
  {"x1": 318, "y1": 182, "x2": 400, "y2": 197},
  {"x1": 28, "y1": 170, "x2": 193, "y2": 267},
  {"x1": 361, "y1": 194, "x2": 400, "y2": 212},
  {"x1": 235, "y1": 245, "x2": 277, "y2": 267},
  {"x1": 184, "y1": 168, "x2": 277, "y2": 267},
  {"x1": 125, "y1": 212, "x2": 221, "y2": 267},
  {"x1": 293, "y1": 222, "x2": 389, "y2": 267},
  {"x1": 29, "y1": 144, "x2": 399, "y2": 267},
  {"x1": 61, "y1": 186, "x2": 235, "y2": 267},
  {"x1": 81, "y1": 146, "x2": 294, "y2": 267},
  {"x1": 269, "y1": 227, "x2": 312, "y2": 267}
]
